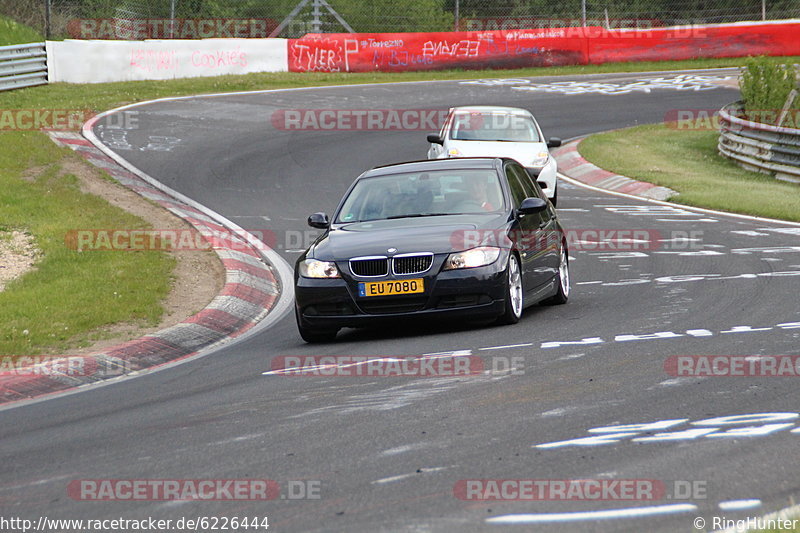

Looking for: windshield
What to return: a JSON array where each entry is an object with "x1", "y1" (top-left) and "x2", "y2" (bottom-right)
[
  {"x1": 449, "y1": 112, "x2": 540, "y2": 142},
  {"x1": 336, "y1": 169, "x2": 505, "y2": 223}
]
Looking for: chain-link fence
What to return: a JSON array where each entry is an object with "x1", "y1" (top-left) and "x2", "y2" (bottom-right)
[{"x1": 7, "y1": 0, "x2": 800, "y2": 39}]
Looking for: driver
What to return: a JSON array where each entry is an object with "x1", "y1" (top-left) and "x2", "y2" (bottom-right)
[{"x1": 467, "y1": 177, "x2": 496, "y2": 211}]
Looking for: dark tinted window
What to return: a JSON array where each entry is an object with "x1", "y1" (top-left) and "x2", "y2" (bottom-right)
[{"x1": 505, "y1": 164, "x2": 529, "y2": 208}]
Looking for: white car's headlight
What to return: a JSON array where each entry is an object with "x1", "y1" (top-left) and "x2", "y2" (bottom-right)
[
  {"x1": 300, "y1": 259, "x2": 340, "y2": 278},
  {"x1": 444, "y1": 246, "x2": 501, "y2": 270},
  {"x1": 530, "y1": 151, "x2": 549, "y2": 167}
]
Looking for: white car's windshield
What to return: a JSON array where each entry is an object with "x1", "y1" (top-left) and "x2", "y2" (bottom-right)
[
  {"x1": 449, "y1": 112, "x2": 540, "y2": 142},
  {"x1": 337, "y1": 169, "x2": 505, "y2": 223}
]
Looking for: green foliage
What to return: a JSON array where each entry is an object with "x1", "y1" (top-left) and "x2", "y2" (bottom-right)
[
  {"x1": 739, "y1": 56, "x2": 799, "y2": 124},
  {"x1": 0, "y1": 14, "x2": 42, "y2": 45}
]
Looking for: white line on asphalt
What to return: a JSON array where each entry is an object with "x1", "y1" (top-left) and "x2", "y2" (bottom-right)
[{"x1": 486, "y1": 504, "x2": 698, "y2": 524}]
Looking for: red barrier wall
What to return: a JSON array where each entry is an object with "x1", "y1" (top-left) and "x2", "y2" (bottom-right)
[
  {"x1": 288, "y1": 21, "x2": 800, "y2": 73},
  {"x1": 288, "y1": 28, "x2": 588, "y2": 72},
  {"x1": 588, "y1": 22, "x2": 800, "y2": 64}
]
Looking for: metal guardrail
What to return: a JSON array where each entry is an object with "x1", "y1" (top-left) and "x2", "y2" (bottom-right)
[
  {"x1": 718, "y1": 101, "x2": 800, "y2": 184},
  {"x1": 0, "y1": 43, "x2": 48, "y2": 92}
]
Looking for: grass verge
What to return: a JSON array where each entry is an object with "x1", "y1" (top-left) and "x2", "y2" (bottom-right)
[
  {"x1": 1, "y1": 56, "x2": 797, "y2": 356},
  {"x1": 579, "y1": 124, "x2": 800, "y2": 222},
  {"x1": 0, "y1": 15, "x2": 42, "y2": 45},
  {"x1": 0, "y1": 133, "x2": 174, "y2": 356}
]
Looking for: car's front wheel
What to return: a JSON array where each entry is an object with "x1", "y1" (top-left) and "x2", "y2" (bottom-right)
[
  {"x1": 295, "y1": 308, "x2": 339, "y2": 343},
  {"x1": 497, "y1": 252, "x2": 523, "y2": 325}
]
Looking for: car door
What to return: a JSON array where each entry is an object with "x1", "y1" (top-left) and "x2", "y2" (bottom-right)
[
  {"x1": 525, "y1": 168, "x2": 561, "y2": 279},
  {"x1": 505, "y1": 162, "x2": 551, "y2": 290}
]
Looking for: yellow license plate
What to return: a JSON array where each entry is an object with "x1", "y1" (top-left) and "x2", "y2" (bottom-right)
[{"x1": 358, "y1": 278, "x2": 424, "y2": 297}]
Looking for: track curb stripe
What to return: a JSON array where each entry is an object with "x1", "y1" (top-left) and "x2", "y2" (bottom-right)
[
  {"x1": 553, "y1": 139, "x2": 678, "y2": 201},
  {"x1": 0, "y1": 129, "x2": 280, "y2": 406}
]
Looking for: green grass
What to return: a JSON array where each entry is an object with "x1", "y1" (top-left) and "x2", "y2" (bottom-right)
[
  {"x1": 1, "y1": 55, "x2": 798, "y2": 356},
  {"x1": 0, "y1": 133, "x2": 174, "y2": 355},
  {"x1": 579, "y1": 123, "x2": 800, "y2": 222},
  {"x1": 0, "y1": 15, "x2": 42, "y2": 45}
]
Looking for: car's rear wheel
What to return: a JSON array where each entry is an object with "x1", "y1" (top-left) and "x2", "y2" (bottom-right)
[
  {"x1": 295, "y1": 308, "x2": 339, "y2": 343},
  {"x1": 543, "y1": 243, "x2": 570, "y2": 305},
  {"x1": 497, "y1": 253, "x2": 523, "y2": 325}
]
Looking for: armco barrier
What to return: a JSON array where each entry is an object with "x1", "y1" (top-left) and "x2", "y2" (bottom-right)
[
  {"x1": 0, "y1": 43, "x2": 47, "y2": 91},
  {"x1": 288, "y1": 20, "x2": 800, "y2": 73},
  {"x1": 719, "y1": 102, "x2": 800, "y2": 184}
]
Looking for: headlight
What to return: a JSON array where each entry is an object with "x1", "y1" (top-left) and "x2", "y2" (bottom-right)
[
  {"x1": 448, "y1": 148, "x2": 462, "y2": 157},
  {"x1": 300, "y1": 259, "x2": 340, "y2": 278},
  {"x1": 530, "y1": 151, "x2": 549, "y2": 167},
  {"x1": 444, "y1": 246, "x2": 501, "y2": 270}
]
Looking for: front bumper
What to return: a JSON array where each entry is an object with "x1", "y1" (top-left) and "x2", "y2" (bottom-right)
[{"x1": 295, "y1": 257, "x2": 508, "y2": 329}]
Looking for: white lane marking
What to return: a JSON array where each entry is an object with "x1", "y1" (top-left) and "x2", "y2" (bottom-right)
[
  {"x1": 656, "y1": 218, "x2": 718, "y2": 222},
  {"x1": 761, "y1": 227, "x2": 800, "y2": 235},
  {"x1": 575, "y1": 280, "x2": 603, "y2": 285},
  {"x1": 486, "y1": 504, "x2": 697, "y2": 524},
  {"x1": 371, "y1": 467, "x2": 448, "y2": 485},
  {"x1": 653, "y1": 250, "x2": 725, "y2": 256},
  {"x1": 380, "y1": 443, "x2": 428, "y2": 456},
  {"x1": 556, "y1": 353, "x2": 586, "y2": 361},
  {"x1": 559, "y1": 171, "x2": 800, "y2": 227},
  {"x1": 479, "y1": 343, "x2": 533, "y2": 351},
  {"x1": 719, "y1": 499, "x2": 762, "y2": 511},
  {"x1": 732, "y1": 230, "x2": 769, "y2": 236},
  {"x1": 556, "y1": 208, "x2": 590, "y2": 212},
  {"x1": 732, "y1": 246, "x2": 800, "y2": 254}
]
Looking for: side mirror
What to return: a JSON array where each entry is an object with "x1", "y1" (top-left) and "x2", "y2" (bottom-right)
[
  {"x1": 547, "y1": 137, "x2": 562, "y2": 148},
  {"x1": 427, "y1": 133, "x2": 444, "y2": 145},
  {"x1": 308, "y1": 212, "x2": 329, "y2": 229},
  {"x1": 517, "y1": 197, "x2": 548, "y2": 215}
]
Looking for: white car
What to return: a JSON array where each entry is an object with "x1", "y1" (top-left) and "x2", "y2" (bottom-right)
[{"x1": 427, "y1": 106, "x2": 562, "y2": 205}]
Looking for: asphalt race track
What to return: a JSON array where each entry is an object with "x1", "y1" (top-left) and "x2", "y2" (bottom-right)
[{"x1": 2, "y1": 69, "x2": 800, "y2": 532}]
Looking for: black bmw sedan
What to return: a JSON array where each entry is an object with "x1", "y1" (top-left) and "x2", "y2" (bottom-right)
[{"x1": 294, "y1": 157, "x2": 570, "y2": 342}]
